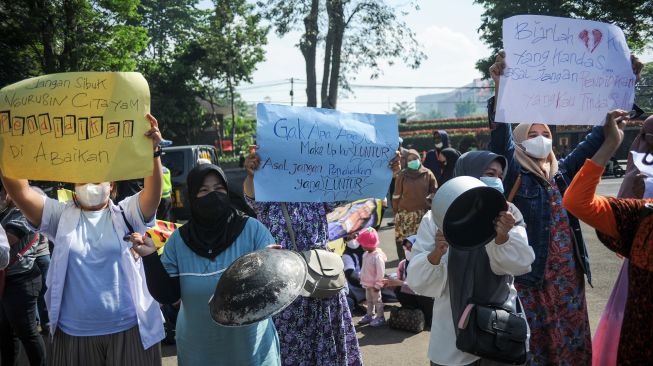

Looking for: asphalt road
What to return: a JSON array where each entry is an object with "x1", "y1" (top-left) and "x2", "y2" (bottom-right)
[
  {"x1": 14, "y1": 177, "x2": 624, "y2": 366},
  {"x1": 159, "y1": 176, "x2": 626, "y2": 366}
]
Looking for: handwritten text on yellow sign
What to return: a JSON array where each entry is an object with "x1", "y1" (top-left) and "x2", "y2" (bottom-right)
[{"x1": 0, "y1": 72, "x2": 153, "y2": 183}]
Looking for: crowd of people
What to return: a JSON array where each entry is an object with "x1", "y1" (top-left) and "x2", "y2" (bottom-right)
[{"x1": 0, "y1": 49, "x2": 651, "y2": 366}]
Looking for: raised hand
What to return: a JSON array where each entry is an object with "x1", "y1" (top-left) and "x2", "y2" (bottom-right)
[
  {"x1": 494, "y1": 211, "x2": 516, "y2": 245},
  {"x1": 144, "y1": 113, "x2": 163, "y2": 148}
]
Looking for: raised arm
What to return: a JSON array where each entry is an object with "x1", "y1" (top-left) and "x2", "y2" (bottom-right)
[
  {"x1": 139, "y1": 114, "x2": 163, "y2": 221},
  {"x1": 0, "y1": 175, "x2": 44, "y2": 227},
  {"x1": 243, "y1": 150, "x2": 260, "y2": 199},
  {"x1": 562, "y1": 110, "x2": 629, "y2": 240}
]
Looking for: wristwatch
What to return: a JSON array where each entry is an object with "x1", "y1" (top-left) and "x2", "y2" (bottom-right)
[{"x1": 153, "y1": 146, "x2": 162, "y2": 158}]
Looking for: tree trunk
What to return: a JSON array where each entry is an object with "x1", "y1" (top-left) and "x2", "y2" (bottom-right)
[
  {"x1": 37, "y1": 0, "x2": 56, "y2": 73},
  {"x1": 325, "y1": 0, "x2": 345, "y2": 110},
  {"x1": 299, "y1": 0, "x2": 319, "y2": 107},
  {"x1": 62, "y1": 0, "x2": 79, "y2": 71},
  {"x1": 228, "y1": 76, "x2": 237, "y2": 157},
  {"x1": 321, "y1": 1, "x2": 335, "y2": 108}
]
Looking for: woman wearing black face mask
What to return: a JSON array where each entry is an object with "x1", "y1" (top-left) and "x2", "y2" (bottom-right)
[{"x1": 132, "y1": 164, "x2": 282, "y2": 366}]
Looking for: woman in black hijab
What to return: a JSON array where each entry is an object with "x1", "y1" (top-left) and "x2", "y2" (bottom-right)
[
  {"x1": 406, "y1": 151, "x2": 535, "y2": 365},
  {"x1": 437, "y1": 148, "x2": 462, "y2": 186},
  {"x1": 131, "y1": 164, "x2": 283, "y2": 365}
]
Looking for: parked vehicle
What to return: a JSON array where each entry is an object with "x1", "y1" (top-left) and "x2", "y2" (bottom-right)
[
  {"x1": 162, "y1": 145, "x2": 219, "y2": 220},
  {"x1": 603, "y1": 157, "x2": 625, "y2": 178}
]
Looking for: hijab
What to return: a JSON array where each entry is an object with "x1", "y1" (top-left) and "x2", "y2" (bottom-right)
[
  {"x1": 439, "y1": 148, "x2": 461, "y2": 184},
  {"x1": 447, "y1": 150, "x2": 520, "y2": 333},
  {"x1": 179, "y1": 164, "x2": 249, "y2": 259},
  {"x1": 618, "y1": 116, "x2": 653, "y2": 198},
  {"x1": 512, "y1": 123, "x2": 559, "y2": 181},
  {"x1": 401, "y1": 149, "x2": 430, "y2": 178}
]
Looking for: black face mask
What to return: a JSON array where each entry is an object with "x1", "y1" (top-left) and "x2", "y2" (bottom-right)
[{"x1": 191, "y1": 191, "x2": 231, "y2": 225}]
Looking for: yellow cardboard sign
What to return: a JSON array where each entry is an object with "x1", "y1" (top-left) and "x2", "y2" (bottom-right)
[{"x1": 0, "y1": 72, "x2": 152, "y2": 183}]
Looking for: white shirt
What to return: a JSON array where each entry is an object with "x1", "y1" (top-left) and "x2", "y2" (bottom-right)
[
  {"x1": 37, "y1": 193, "x2": 164, "y2": 349},
  {"x1": 406, "y1": 210, "x2": 534, "y2": 366},
  {"x1": 0, "y1": 225, "x2": 9, "y2": 270}
]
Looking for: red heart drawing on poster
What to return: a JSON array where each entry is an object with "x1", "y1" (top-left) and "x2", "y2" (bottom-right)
[{"x1": 578, "y1": 29, "x2": 602, "y2": 53}]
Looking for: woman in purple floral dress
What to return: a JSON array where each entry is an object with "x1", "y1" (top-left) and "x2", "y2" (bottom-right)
[{"x1": 243, "y1": 154, "x2": 364, "y2": 366}]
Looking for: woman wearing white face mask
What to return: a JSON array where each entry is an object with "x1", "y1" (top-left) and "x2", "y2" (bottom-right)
[
  {"x1": 392, "y1": 149, "x2": 437, "y2": 261},
  {"x1": 486, "y1": 51, "x2": 643, "y2": 365},
  {"x1": 0, "y1": 114, "x2": 165, "y2": 366}
]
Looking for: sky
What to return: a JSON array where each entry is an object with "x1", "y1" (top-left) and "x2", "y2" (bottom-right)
[{"x1": 202, "y1": 0, "x2": 653, "y2": 115}]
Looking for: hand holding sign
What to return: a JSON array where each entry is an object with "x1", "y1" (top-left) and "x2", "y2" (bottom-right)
[
  {"x1": 495, "y1": 15, "x2": 637, "y2": 125},
  {"x1": 254, "y1": 104, "x2": 398, "y2": 202},
  {"x1": 0, "y1": 72, "x2": 152, "y2": 183}
]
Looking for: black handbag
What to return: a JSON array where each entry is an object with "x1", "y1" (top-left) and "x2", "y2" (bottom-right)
[
  {"x1": 456, "y1": 299, "x2": 528, "y2": 365},
  {"x1": 388, "y1": 307, "x2": 425, "y2": 333}
]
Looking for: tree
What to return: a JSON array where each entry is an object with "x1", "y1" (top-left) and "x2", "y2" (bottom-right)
[
  {"x1": 473, "y1": 0, "x2": 653, "y2": 78},
  {"x1": 391, "y1": 101, "x2": 417, "y2": 121},
  {"x1": 0, "y1": 0, "x2": 148, "y2": 86},
  {"x1": 258, "y1": 0, "x2": 425, "y2": 109},
  {"x1": 199, "y1": 0, "x2": 267, "y2": 155},
  {"x1": 137, "y1": 0, "x2": 208, "y2": 143},
  {"x1": 455, "y1": 99, "x2": 478, "y2": 118},
  {"x1": 635, "y1": 62, "x2": 653, "y2": 113}
]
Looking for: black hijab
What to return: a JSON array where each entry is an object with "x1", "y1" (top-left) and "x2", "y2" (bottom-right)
[
  {"x1": 179, "y1": 164, "x2": 249, "y2": 259},
  {"x1": 439, "y1": 148, "x2": 461, "y2": 185}
]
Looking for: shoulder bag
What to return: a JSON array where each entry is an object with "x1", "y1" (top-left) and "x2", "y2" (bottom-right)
[
  {"x1": 455, "y1": 297, "x2": 529, "y2": 365},
  {"x1": 280, "y1": 203, "x2": 346, "y2": 298}
]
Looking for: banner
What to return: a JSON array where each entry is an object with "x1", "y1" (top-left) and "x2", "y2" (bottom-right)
[
  {"x1": 255, "y1": 104, "x2": 398, "y2": 202},
  {"x1": 496, "y1": 15, "x2": 634, "y2": 125},
  {"x1": 0, "y1": 72, "x2": 152, "y2": 183}
]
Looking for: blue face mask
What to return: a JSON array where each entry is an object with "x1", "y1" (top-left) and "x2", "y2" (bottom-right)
[
  {"x1": 407, "y1": 160, "x2": 421, "y2": 170},
  {"x1": 479, "y1": 176, "x2": 504, "y2": 194}
]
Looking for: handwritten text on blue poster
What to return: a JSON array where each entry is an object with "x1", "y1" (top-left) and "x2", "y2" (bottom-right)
[
  {"x1": 255, "y1": 104, "x2": 398, "y2": 202},
  {"x1": 496, "y1": 15, "x2": 634, "y2": 125}
]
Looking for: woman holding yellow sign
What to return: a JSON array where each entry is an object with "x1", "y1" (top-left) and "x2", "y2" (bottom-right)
[{"x1": 0, "y1": 114, "x2": 165, "y2": 366}]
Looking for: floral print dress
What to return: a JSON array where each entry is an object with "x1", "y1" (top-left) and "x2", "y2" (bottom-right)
[
  {"x1": 516, "y1": 183, "x2": 592, "y2": 366},
  {"x1": 247, "y1": 198, "x2": 363, "y2": 366}
]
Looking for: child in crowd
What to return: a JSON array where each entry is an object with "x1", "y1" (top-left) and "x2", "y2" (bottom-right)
[{"x1": 357, "y1": 228, "x2": 387, "y2": 327}]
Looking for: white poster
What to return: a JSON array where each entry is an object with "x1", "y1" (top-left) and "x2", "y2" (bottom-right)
[{"x1": 496, "y1": 15, "x2": 635, "y2": 125}]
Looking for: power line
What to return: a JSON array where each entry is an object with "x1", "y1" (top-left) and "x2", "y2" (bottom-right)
[{"x1": 236, "y1": 77, "x2": 653, "y2": 91}]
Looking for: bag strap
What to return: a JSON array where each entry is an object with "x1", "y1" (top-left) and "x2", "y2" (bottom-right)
[
  {"x1": 121, "y1": 208, "x2": 135, "y2": 235},
  {"x1": 507, "y1": 174, "x2": 522, "y2": 203},
  {"x1": 8, "y1": 233, "x2": 39, "y2": 267},
  {"x1": 280, "y1": 203, "x2": 298, "y2": 251}
]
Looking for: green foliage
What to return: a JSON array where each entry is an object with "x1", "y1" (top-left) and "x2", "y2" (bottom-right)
[
  {"x1": 455, "y1": 99, "x2": 478, "y2": 118},
  {"x1": 391, "y1": 101, "x2": 417, "y2": 121},
  {"x1": 399, "y1": 120, "x2": 488, "y2": 132},
  {"x1": 473, "y1": 0, "x2": 653, "y2": 78},
  {"x1": 199, "y1": 0, "x2": 267, "y2": 153},
  {"x1": 0, "y1": 0, "x2": 148, "y2": 86},
  {"x1": 258, "y1": 0, "x2": 425, "y2": 107},
  {"x1": 636, "y1": 63, "x2": 653, "y2": 113}
]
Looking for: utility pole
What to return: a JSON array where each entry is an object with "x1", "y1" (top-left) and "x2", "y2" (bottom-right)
[{"x1": 290, "y1": 77, "x2": 294, "y2": 106}]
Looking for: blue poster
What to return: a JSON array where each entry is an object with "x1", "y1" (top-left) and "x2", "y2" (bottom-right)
[{"x1": 255, "y1": 104, "x2": 398, "y2": 202}]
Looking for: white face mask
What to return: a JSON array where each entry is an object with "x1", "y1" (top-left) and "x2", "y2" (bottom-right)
[
  {"x1": 521, "y1": 135, "x2": 552, "y2": 159},
  {"x1": 346, "y1": 239, "x2": 360, "y2": 249},
  {"x1": 435, "y1": 142, "x2": 444, "y2": 149},
  {"x1": 75, "y1": 183, "x2": 111, "y2": 207},
  {"x1": 404, "y1": 248, "x2": 413, "y2": 261}
]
